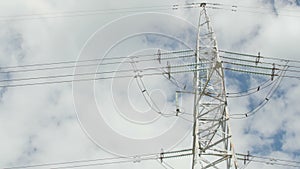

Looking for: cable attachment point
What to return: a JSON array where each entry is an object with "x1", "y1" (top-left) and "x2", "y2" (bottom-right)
[
  {"x1": 157, "y1": 49, "x2": 161, "y2": 64},
  {"x1": 133, "y1": 156, "x2": 141, "y2": 163},
  {"x1": 215, "y1": 61, "x2": 222, "y2": 69},
  {"x1": 167, "y1": 61, "x2": 171, "y2": 79},
  {"x1": 271, "y1": 63, "x2": 276, "y2": 81},
  {"x1": 200, "y1": 3, "x2": 206, "y2": 7},
  {"x1": 172, "y1": 4, "x2": 179, "y2": 10},
  {"x1": 244, "y1": 151, "x2": 250, "y2": 164},
  {"x1": 231, "y1": 5, "x2": 238, "y2": 12},
  {"x1": 160, "y1": 148, "x2": 164, "y2": 163},
  {"x1": 134, "y1": 74, "x2": 143, "y2": 78},
  {"x1": 255, "y1": 52, "x2": 261, "y2": 65}
]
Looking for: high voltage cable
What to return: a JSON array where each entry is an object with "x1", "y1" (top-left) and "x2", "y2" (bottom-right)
[
  {"x1": 0, "y1": 51, "x2": 195, "y2": 74},
  {"x1": 236, "y1": 153, "x2": 300, "y2": 165},
  {"x1": 236, "y1": 158, "x2": 300, "y2": 168},
  {"x1": 3, "y1": 149, "x2": 191, "y2": 169},
  {"x1": 220, "y1": 55, "x2": 300, "y2": 69},
  {"x1": 50, "y1": 158, "x2": 157, "y2": 169},
  {"x1": 131, "y1": 59, "x2": 162, "y2": 114},
  {"x1": 0, "y1": 6, "x2": 172, "y2": 21},
  {"x1": 1, "y1": 4, "x2": 298, "y2": 169},
  {"x1": 223, "y1": 61, "x2": 274, "y2": 70},
  {"x1": 236, "y1": 4, "x2": 300, "y2": 13},
  {"x1": 211, "y1": 2, "x2": 300, "y2": 18},
  {"x1": 224, "y1": 67, "x2": 300, "y2": 80},
  {"x1": 0, "y1": 54, "x2": 197, "y2": 74},
  {"x1": 208, "y1": 2, "x2": 300, "y2": 13},
  {"x1": 226, "y1": 80, "x2": 276, "y2": 98},
  {"x1": 1, "y1": 49, "x2": 299, "y2": 73},
  {"x1": 235, "y1": 9, "x2": 300, "y2": 18},
  {"x1": 0, "y1": 68, "x2": 204, "y2": 88},
  {"x1": 220, "y1": 55, "x2": 300, "y2": 68},
  {"x1": 0, "y1": 3, "x2": 224, "y2": 22},
  {"x1": 1, "y1": 65, "x2": 299, "y2": 89},
  {"x1": 226, "y1": 78, "x2": 271, "y2": 95},
  {"x1": 0, "y1": 50, "x2": 299, "y2": 88},
  {"x1": 224, "y1": 67, "x2": 275, "y2": 76},
  {"x1": 0, "y1": 49, "x2": 194, "y2": 70},
  {"x1": 3, "y1": 147, "x2": 300, "y2": 169},
  {"x1": 223, "y1": 61, "x2": 300, "y2": 74},
  {"x1": 243, "y1": 159, "x2": 300, "y2": 168},
  {"x1": 0, "y1": 63, "x2": 203, "y2": 83},
  {"x1": 2, "y1": 50, "x2": 299, "y2": 73},
  {"x1": 235, "y1": 153, "x2": 300, "y2": 168},
  {"x1": 3, "y1": 156, "x2": 142, "y2": 169},
  {"x1": 0, "y1": 5, "x2": 171, "y2": 18},
  {"x1": 0, "y1": 2, "x2": 299, "y2": 22},
  {"x1": 191, "y1": 3, "x2": 300, "y2": 18},
  {"x1": 219, "y1": 50, "x2": 300, "y2": 64},
  {"x1": 230, "y1": 65, "x2": 288, "y2": 119}
]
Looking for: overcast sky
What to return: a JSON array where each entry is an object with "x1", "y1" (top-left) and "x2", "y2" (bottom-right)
[{"x1": 0, "y1": 0, "x2": 300, "y2": 169}]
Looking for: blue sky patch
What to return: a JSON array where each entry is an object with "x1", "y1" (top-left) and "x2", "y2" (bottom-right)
[
  {"x1": 270, "y1": 129, "x2": 285, "y2": 151},
  {"x1": 225, "y1": 71, "x2": 251, "y2": 92}
]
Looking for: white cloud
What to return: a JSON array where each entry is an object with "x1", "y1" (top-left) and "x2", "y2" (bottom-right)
[{"x1": 0, "y1": 0, "x2": 299, "y2": 168}]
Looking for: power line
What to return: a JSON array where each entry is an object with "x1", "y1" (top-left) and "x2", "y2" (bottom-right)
[
  {"x1": 224, "y1": 67, "x2": 275, "y2": 76},
  {"x1": 223, "y1": 61, "x2": 300, "y2": 75},
  {"x1": 1, "y1": 49, "x2": 299, "y2": 74},
  {"x1": 0, "y1": 6, "x2": 171, "y2": 21},
  {"x1": 236, "y1": 153, "x2": 300, "y2": 165},
  {"x1": 220, "y1": 55, "x2": 300, "y2": 69},
  {"x1": 236, "y1": 8, "x2": 300, "y2": 18},
  {"x1": 0, "y1": 50, "x2": 299, "y2": 89},
  {"x1": 219, "y1": 50, "x2": 300, "y2": 64},
  {"x1": 0, "y1": 50, "x2": 194, "y2": 70},
  {"x1": 2, "y1": 50, "x2": 299, "y2": 74},
  {"x1": 226, "y1": 80, "x2": 275, "y2": 98},
  {"x1": 214, "y1": 2, "x2": 300, "y2": 18},
  {"x1": 236, "y1": 154, "x2": 300, "y2": 168},
  {"x1": 0, "y1": 3, "x2": 224, "y2": 22},
  {"x1": 0, "y1": 51, "x2": 195, "y2": 74},
  {"x1": 0, "y1": 62, "x2": 200, "y2": 83},
  {"x1": 0, "y1": 68, "x2": 204, "y2": 88},
  {"x1": 3, "y1": 149, "x2": 191, "y2": 169},
  {"x1": 224, "y1": 67, "x2": 300, "y2": 80},
  {"x1": 235, "y1": 4, "x2": 300, "y2": 13},
  {"x1": 230, "y1": 64, "x2": 288, "y2": 119},
  {"x1": 3, "y1": 145, "x2": 300, "y2": 168},
  {"x1": 0, "y1": 51, "x2": 295, "y2": 123},
  {"x1": 3, "y1": 156, "x2": 135, "y2": 169},
  {"x1": 226, "y1": 78, "x2": 271, "y2": 95},
  {"x1": 50, "y1": 157, "x2": 156, "y2": 169},
  {"x1": 1, "y1": 4, "x2": 299, "y2": 169},
  {"x1": 0, "y1": 2, "x2": 298, "y2": 22}
]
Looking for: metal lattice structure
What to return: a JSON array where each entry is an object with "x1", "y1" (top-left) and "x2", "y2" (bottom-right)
[{"x1": 192, "y1": 4, "x2": 238, "y2": 169}]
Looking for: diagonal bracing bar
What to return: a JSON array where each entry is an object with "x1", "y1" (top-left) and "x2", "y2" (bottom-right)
[{"x1": 192, "y1": 4, "x2": 238, "y2": 169}]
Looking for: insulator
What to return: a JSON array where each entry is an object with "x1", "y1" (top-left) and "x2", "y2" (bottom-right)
[{"x1": 157, "y1": 49, "x2": 161, "y2": 64}]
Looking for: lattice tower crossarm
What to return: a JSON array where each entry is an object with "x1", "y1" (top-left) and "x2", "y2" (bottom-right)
[{"x1": 192, "y1": 5, "x2": 238, "y2": 169}]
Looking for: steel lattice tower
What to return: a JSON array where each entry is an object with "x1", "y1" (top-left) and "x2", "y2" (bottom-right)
[{"x1": 192, "y1": 4, "x2": 238, "y2": 169}]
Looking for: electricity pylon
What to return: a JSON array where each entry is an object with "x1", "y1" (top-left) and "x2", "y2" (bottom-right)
[{"x1": 192, "y1": 4, "x2": 238, "y2": 169}]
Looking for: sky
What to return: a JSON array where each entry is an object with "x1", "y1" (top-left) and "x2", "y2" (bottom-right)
[{"x1": 0, "y1": 0, "x2": 300, "y2": 169}]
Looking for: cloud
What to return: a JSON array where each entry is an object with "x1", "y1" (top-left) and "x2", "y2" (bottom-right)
[{"x1": 0, "y1": 0, "x2": 300, "y2": 168}]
